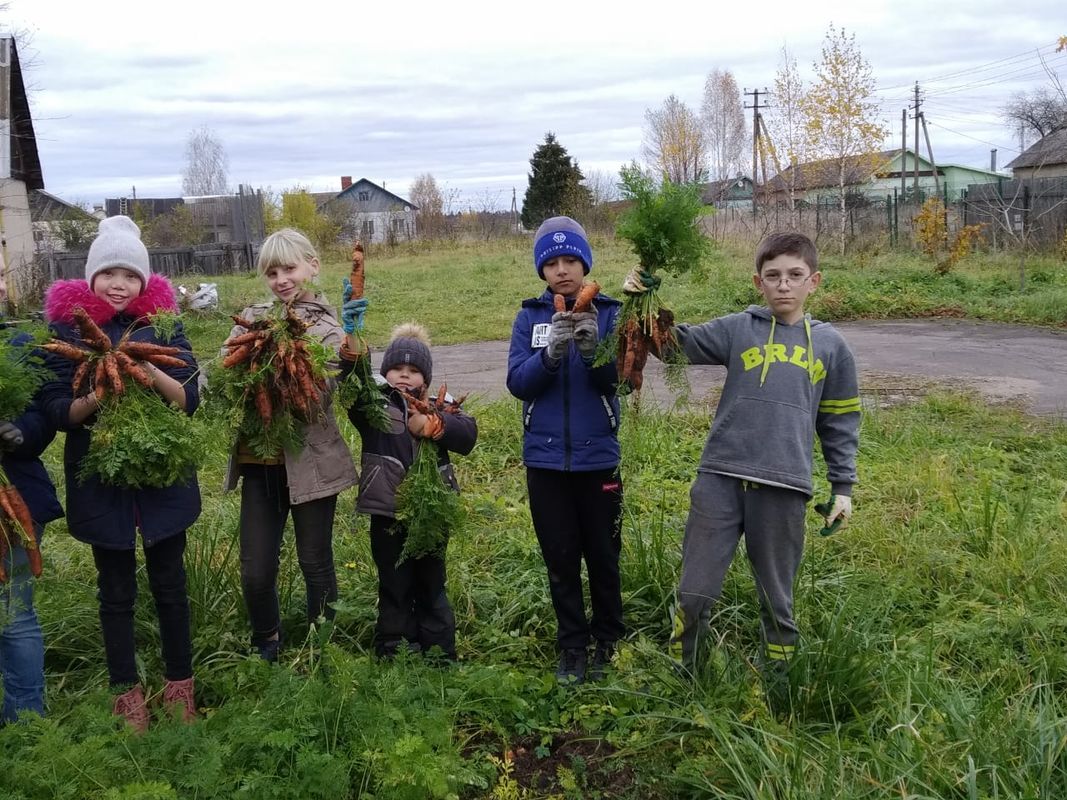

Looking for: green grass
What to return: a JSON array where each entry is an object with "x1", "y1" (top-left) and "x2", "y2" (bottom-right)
[
  {"x1": 3, "y1": 239, "x2": 1067, "y2": 797},
  {"x1": 173, "y1": 238, "x2": 1066, "y2": 368},
  {"x1": 3, "y1": 390, "x2": 1067, "y2": 798}
]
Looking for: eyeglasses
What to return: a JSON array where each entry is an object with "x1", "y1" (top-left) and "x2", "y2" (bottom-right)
[{"x1": 760, "y1": 273, "x2": 813, "y2": 288}]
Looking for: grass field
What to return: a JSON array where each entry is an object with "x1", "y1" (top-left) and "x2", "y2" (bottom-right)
[
  {"x1": 2, "y1": 239, "x2": 1067, "y2": 798},
  {"x1": 175, "y1": 237, "x2": 1066, "y2": 358}
]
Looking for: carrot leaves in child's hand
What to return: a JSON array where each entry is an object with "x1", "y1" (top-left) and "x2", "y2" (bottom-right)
[
  {"x1": 80, "y1": 383, "x2": 206, "y2": 488},
  {"x1": 394, "y1": 440, "x2": 464, "y2": 562},
  {"x1": 0, "y1": 328, "x2": 47, "y2": 422}
]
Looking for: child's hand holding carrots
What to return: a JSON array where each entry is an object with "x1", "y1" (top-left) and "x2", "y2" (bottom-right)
[
  {"x1": 341, "y1": 279, "x2": 369, "y2": 334},
  {"x1": 572, "y1": 308, "x2": 599, "y2": 361}
]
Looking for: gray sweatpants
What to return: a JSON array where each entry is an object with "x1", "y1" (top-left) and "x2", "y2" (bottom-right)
[{"x1": 670, "y1": 472, "x2": 808, "y2": 667}]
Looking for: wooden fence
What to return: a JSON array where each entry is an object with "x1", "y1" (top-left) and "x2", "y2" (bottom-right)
[{"x1": 41, "y1": 241, "x2": 260, "y2": 282}]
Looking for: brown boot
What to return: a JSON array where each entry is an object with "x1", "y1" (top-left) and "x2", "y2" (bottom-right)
[
  {"x1": 163, "y1": 676, "x2": 197, "y2": 723},
  {"x1": 113, "y1": 684, "x2": 149, "y2": 734}
]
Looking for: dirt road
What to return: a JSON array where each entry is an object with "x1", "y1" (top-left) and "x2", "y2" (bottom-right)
[{"x1": 394, "y1": 319, "x2": 1067, "y2": 417}]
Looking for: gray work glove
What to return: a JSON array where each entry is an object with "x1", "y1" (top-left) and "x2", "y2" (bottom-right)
[
  {"x1": 543, "y1": 312, "x2": 574, "y2": 365},
  {"x1": 0, "y1": 421, "x2": 24, "y2": 452},
  {"x1": 571, "y1": 309, "x2": 599, "y2": 362}
]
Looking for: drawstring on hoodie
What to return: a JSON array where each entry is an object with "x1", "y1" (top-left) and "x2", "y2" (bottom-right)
[
  {"x1": 803, "y1": 314, "x2": 815, "y2": 384},
  {"x1": 759, "y1": 316, "x2": 776, "y2": 387},
  {"x1": 758, "y1": 313, "x2": 816, "y2": 387}
]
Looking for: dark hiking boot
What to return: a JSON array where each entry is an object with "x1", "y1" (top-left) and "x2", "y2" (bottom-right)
[
  {"x1": 588, "y1": 641, "x2": 615, "y2": 682},
  {"x1": 555, "y1": 648, "x2": 588, "y2": 684}
]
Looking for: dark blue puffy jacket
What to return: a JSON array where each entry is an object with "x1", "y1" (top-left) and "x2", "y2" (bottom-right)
[
  {"x1": 506, "y1": 289, "x2": 621, "y2": 472},
  {"x1": 38, "y1": 278, "x2": 201, "y2": 550},
  {"x1": 0, "y1": 326, "x2": 62, "y2": 526}
]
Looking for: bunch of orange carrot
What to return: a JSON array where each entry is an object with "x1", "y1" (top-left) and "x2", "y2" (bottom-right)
[
  {"x1": 223, "y1": 305, "x2": 328, "y2": 426},
  {"x1": 0, "y1": 470, "x2": 41, "y2": 582},
  {"x1": 42, "y1": 307, "x2": 187, "y2": 401},
  {"x1": 394, "y1": 384, "x2": 468, "y2": 562}
]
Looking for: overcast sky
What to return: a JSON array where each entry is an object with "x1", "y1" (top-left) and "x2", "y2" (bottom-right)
[{"x1": 10, "y1": 0, "x2": 1066, "y2": 209}]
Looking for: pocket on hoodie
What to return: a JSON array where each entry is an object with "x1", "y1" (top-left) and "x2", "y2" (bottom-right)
[{"x1": 709, "y1": 395, "x2": 812, "y2": 474}]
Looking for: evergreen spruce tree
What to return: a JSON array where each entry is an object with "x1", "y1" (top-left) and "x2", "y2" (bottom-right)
[{"x1": 520, "y1": 132, "x2": 591, "y2": 230}]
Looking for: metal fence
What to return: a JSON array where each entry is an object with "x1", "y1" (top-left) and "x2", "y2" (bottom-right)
[{"x1": 703, "y1": 177, "x2": 1067, "y2": 253}]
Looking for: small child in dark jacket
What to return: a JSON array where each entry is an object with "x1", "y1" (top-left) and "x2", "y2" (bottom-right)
[
  {"x1": 1, "y1": 261, "x2": 63, "y2": 723},
  {"x1": 340, "y1": 322, "x2": 477, "y2": 660},
  {"x1": 39, "y1": 216, "x2": 201, "y2": 733},
  {"x1": 506, "y1": 216, "x2": 624, "y2": 684}
]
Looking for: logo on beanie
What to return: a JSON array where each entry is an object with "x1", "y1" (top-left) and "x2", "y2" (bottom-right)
[{"x1": 553, "y1": 233, "x2": 567, "y2": 243}]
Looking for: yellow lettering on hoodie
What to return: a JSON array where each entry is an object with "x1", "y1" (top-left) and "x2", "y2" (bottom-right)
[
  {"x1": 742, "y1": 343, "x2": 826, "y2": 383},
  {"x1": 741, "y1": 346, "x2": 764, "y2": 371},
  {"x1": 810, "y1": 358, "x2": 826, "y2": 384},
  {"x1": 766, "y1": 344, "x2": 788, "y2": 365}
]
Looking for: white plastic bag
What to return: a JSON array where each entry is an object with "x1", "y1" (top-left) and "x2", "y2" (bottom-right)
[{"x1": 188, "y1": 283, "x2": 219, "y2": 311}]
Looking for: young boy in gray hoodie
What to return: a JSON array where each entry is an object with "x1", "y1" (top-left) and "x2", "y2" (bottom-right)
[{"x1": 630, "y1": 232, "x2": 859, "y2": 683}]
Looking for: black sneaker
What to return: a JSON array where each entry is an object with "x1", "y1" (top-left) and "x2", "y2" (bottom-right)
[
  {"x1": 255, "y1": 638, "x2": 281, "y2": 663},
  {"x1": 555, "y1": 648, "x2": 588, "y2": 684},
  {"x1": 588, "y1": 641, "x2": 615, "y2": 682}
]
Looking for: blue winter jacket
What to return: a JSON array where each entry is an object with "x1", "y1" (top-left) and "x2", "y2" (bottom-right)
[
  {"x1": 38, "y1": 277, "x2": 201, "y2": 550},
  {"x1": 506, "y1": 289, "x2": 621, "y2": 472},
  {"x1": 0, "y1": 325, "x2": 62, "y2": 526}
]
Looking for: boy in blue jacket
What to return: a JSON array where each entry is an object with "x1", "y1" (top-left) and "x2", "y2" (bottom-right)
[
  {"x1": 1, "y1": 263, "x2": 62, "y2": 723},
  {"x1": 507, "y1": 217, "x2": 624, "y2": 683}
]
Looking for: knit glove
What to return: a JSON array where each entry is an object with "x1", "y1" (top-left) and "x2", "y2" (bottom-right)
[
  {"x1": 622, "y1": 267, "x2": 661, "y2": 295},
  {"x1": 408, "y1": 410, "x2": 444, "y2": 440},
  {"x1": 0, "y1": 421, "x2": 22, "y2": 451},
  {"x1": 571, "y1": 309, "x2": 599, "y2": 361},
  {"x1": 340, "y1": 278, "x2": 368, "y2": 334},
  {"x1": 543, "y1": 312, "x2": 574, "y2": 365},
  {"x1": 814, "y1": 495, "x2": 852, "y2": 535}
]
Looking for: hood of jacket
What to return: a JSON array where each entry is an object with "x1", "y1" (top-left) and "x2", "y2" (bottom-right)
[{"x1": 45, "y1": 274, "x2": 179, "y2": 325}]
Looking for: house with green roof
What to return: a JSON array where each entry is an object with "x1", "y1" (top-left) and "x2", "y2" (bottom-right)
[{"x1": 764, "y1": 148, "x2": 1004, "y2": 204}]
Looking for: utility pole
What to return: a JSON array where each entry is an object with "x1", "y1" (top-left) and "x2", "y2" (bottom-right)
[
  {"x1": 911, "y1": 82, "x2": 922, "y2": 200},
  {"x1": 901, "y1": 108, "x2": 907, "y2": 197},
  {"x1": 744, "y1": 87, "x2": 769, "y2": 215},
  {"x1": 919, "y1": 112, "x2": 940, "y2": 196},
  {"x1": 510, "y1": 187, "x2": 518, "y2": 232}
]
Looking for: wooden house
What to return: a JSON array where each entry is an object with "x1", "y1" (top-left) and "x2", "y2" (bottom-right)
[
  {"x1": 0, "y1": 36, "x2": 44, "y2": 303},
  {"x1": 325, "y1": 177, "x2": 418, "y2": 244},
  {"x1": 1006, "y1": 129, "x2": 1067, "y2": 179}
]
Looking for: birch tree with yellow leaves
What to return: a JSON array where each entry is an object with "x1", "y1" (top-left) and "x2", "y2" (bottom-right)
[
  {"x1": 801, "y1": 25, "x2": 888, "y2": 254},
  {"x1": 766, "y1": 46, "x2": 813, "y2": 223},
  {"x1": 642, "y1": 95, "x2": 708, "y2": 185}
]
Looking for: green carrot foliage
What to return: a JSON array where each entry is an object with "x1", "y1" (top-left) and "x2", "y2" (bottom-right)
[
  {"x1": 394, "y1": 440, "x2": 463, "y2": 562},
  {"x1": 0, "y1": 327, "x2": 48, "y2": 421},
  {"x1": 81, "y1": 383, "x2": 206, "y2": 488},
  {"x1": 615, "y1": 162, "x2": 710, "y2": 274}
]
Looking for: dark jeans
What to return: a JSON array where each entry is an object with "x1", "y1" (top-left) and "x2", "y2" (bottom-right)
[
  {"x1": 527, "y1": 467, "x2": 624, "y2": 651},
  {"x1": 369, "y1": 515, "x2": 456, "y2": 659},
  {"x1": 239, "y1": 464, "x2": 338, "y2": 648},
  {"x1": 91, "y1": 531, "x2": 192, "y2": 687}
]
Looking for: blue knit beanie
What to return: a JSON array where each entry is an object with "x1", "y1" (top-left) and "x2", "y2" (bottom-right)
[{"x1": 533, "y1": 216, "x2": 592, "y2": 279}]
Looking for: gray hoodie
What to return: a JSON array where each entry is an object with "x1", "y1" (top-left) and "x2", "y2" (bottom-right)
[{"x1": 675, "y1": 305, "x2": 859, "y2": 497}]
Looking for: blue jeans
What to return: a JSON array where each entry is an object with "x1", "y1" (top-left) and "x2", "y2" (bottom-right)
[{"x1": 1, "y1": 524, "x2": 45, "y2": 723}]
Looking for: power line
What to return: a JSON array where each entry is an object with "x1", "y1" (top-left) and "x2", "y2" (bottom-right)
[
  {"x1": 874, "y1": 41, "x2": 1064, "y2": 93},
  {"x1": 924, "y1": 119, "x2": 1021, "y2": 155}
]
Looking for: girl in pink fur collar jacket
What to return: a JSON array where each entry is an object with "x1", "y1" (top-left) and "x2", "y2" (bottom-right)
[{"x1": 38, "y1": 216, "x2": 200, "y2": 733}]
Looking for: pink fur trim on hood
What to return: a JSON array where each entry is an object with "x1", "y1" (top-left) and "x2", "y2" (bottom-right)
[{"x1": 45, "y1": 273, "x2": 179, "y2": 325}]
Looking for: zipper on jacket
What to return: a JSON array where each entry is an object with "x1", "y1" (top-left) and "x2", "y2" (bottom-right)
[{"x1": 563, "y1": 355, "x2": 572, "y2": 470}]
